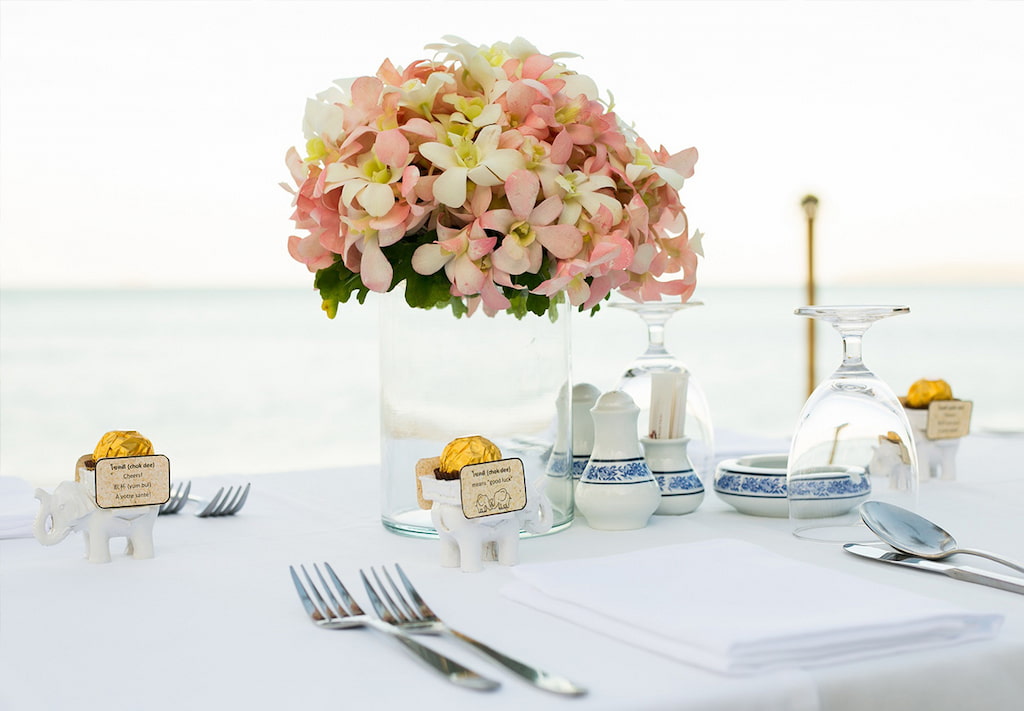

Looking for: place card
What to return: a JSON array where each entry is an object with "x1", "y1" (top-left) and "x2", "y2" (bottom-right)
[
  {"x1": 926, "y1": 400, "x2": 973, "y2": 440},
  {"x1": 94, "y1": 455, "x2": 171, "y2": 508},
  {"x1": 460, "y1": 458, "x2": 526, "y2": 519}
]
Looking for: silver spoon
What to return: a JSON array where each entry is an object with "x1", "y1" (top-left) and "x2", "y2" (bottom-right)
[{"x1": 860, "y1": 501, "x2": 1024, "y2": 574}]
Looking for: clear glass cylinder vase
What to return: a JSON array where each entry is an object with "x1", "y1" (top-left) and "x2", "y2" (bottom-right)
[{"x1": 379, "y1": 292, "x2": 573, "y2": 537}]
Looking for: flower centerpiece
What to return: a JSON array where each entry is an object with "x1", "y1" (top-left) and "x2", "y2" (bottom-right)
[{"x1": 284, "y1": 35, "x2": 702, "y2": 319}]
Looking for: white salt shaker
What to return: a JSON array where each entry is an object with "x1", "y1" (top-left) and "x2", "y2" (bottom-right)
[{"x1": 575, "y1": 391, "x2": 661, "y2": 530}]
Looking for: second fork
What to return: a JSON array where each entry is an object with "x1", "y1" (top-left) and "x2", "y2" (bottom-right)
[
  {"x1": 290, "y1": 563, "x2": 499, "y2": 692},
  {"x1": 158, "y1": 482, "x2": 250, "y2": 517},
  {"x1": 362, "y1": 565, "x2": 587, "y2": 696}
]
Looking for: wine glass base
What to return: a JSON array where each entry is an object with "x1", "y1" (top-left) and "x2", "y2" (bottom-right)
[{"x1": 792, "y1": 521, "x2": 879, "y2": 543}]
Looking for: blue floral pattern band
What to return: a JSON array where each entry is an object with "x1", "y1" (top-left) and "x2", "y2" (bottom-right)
[
  {"x1": 655, "y1": 472, "x2": 704, "y2": 495},
  {"x1": 581, "y1": 458, "x2": 655, "y2": 484}
]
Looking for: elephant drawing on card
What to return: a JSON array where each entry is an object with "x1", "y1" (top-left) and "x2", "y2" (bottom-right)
[{"x1": 493, "y1": 488, "x2": 512, "y2": 510}]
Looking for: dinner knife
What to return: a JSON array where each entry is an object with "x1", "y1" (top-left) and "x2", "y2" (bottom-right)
[{"x1": 843, "y1": 544, "x2": 1024, "y2": 595}]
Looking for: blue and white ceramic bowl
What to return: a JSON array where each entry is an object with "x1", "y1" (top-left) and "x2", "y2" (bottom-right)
[
  {"x1": 713, "y1": 454, "x2": 789, "y2": 517},
  {"x1": 715, "y1": 454, "x2": 873, "y2": 519},
  {"x1": 787, "y1": 465, "x2": 871, "y2": 519}
]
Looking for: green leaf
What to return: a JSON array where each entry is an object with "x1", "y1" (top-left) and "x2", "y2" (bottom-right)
[
  {"x1": 312, "y1": 258, "x2": 370, "y2": 318},
  {"x1": 306, "y1": 232, "x2": 604, "y2": 321},
  {"x1": 381, "y1": 229, "x2": 466, "y2": 314}
]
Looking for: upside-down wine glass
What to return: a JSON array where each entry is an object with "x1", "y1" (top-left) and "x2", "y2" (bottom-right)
[
  {"x1": 787, "y1": 305, "x2": 918, "y2": 542},
  {"x1": 611, "y1": 301, "x2": 714, "y2": 480}
]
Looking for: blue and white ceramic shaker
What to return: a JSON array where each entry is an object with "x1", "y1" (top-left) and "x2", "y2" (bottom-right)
[
  {"x1": 575, "y1": 391, "x2": 661, "y2": 530},
  {"x1": 641, "y1": 436, "x2": 705, "y2": 514}
]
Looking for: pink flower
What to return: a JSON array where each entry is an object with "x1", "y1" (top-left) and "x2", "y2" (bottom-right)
[
  {"x1": 620, "y1": 272, "x2": 697, "y2": 304},
  {"x1": 287, "y1": 233, "x2": 334, "y2": 272},
  {"x1": 483, "y1": 170, "x2": 582, "y2": 275},
  {"x1": 412, "y1": 223, "x2": 496, "y2": 297},
  {"x1": 343, "y1": 77, "x2": 387, "y2": 133},
  {"x1": 533, "y1": 259, "x2": 593, "y2": 306},
  {"x1": 325, "y1": 129, "x2": 412, "y2": 217}
]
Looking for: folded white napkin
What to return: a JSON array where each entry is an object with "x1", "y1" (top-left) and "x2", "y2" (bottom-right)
[
  {"x1": 504, "y1": 538, "x2": 1003, "y2": 675},
  {"x1": 0, "y1": 477, "x2": 39, "y2": 539}
]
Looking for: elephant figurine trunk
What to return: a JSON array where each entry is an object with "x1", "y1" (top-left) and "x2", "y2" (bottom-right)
[{"x1": 33, "y1": 489, "x2": 74, "y2": 546}]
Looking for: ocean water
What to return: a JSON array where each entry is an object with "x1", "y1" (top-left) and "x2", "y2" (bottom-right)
[{"x1": 2, "y1": 285, "x2": 1021, "y2": 488}]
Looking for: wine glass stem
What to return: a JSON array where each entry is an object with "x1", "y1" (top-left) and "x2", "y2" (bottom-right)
[
  {"x1": 839, "y1": 332, "x2": 866, "y2": 373},
  {"x1": 647, "y1": 322, "x2": 667, "y2": 353}
]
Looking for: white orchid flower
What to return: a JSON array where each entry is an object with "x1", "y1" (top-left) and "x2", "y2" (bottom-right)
[
  {"x1": 419, "y1": 125, "x2": 526, "y2": 209},
  {"x1": 324, "y1": 129, "x2": 410, "y2": 217},
  {"x1": 624, "y1": 150, "x2": 686, "y2": 190},
  {"x1": 554, "y1": 170, "x2": 623, "y2": 226}
]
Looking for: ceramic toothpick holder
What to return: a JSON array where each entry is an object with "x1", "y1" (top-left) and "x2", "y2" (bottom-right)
[
  {"x1": 641, "y1": 436, "x2": 705, "y2": 515},
  {"x1": 575, "y1": 391, "x2": 661, "y2": 530}
]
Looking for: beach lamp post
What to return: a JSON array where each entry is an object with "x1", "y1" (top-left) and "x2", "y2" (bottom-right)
[{"x1": 801, "y1": 195, "x2": 819, "y2": 398}]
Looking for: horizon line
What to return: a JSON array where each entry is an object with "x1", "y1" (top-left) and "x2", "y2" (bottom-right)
[{"x1": 2, "y1": 280, "x2": 1022, "y2": 293}]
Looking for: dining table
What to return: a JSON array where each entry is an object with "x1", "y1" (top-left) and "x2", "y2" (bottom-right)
[{"x1": 1, "y1": 431, "x2": 1022, "y2": 711}]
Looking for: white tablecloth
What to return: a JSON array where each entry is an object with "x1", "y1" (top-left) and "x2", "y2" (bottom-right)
[{"x1": 1, "y1": 433, "x2": 1022, "y2": 711}]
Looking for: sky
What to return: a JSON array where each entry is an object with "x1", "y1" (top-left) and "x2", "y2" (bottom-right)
[{"x1": 1, "y1": 0, "x2": 1022, "y2": 289}]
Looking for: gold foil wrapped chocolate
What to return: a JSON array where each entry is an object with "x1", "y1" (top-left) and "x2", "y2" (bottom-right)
[
  {"x1": 905, "y1": 379, "x2": 953, "y2": 409},
  {"x1": 439, "y1": 435, "x2": 502, "y2": 479},
  {"x1": 93, "y1": 430, "x2": 155, "y2": 462}
]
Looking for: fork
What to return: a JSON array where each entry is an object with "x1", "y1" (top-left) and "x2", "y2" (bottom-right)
[
  {"x1": 289, "y1": 563, "x2": 499, "y2": 691},
  {"x1": 362, "y1": 565, "x2": 587, "y2": 696},
  {"x1": 157, "y1": 482, "x2": 250, "y2": 517},
  {"x1": 193, "y1": 483, "x2": 250, "y2": 517},
  {"x1": 158, "y1": 480, "x2": 191, "y2": 515}
]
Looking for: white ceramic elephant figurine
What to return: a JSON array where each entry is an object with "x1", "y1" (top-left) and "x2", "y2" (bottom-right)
[
  {"x1": 915, "y1": 437, "x2": 959, "y2": 480},
  {"x1": 904, "y1": 407, "x2": 961, "y2": 480},
  {"x1": 420, "y1": 477, "x2": 553, "y2": 573},
  {"x1": 34, "y1": 480, "x2": 157, "y2": 564}
]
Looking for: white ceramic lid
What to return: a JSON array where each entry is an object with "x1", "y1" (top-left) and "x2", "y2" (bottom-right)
[{"x1": 592, "y1": 390, "x2": 638, "y2": 414}]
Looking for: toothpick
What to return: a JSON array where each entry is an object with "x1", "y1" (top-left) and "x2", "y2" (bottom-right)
[
  {"x1": 649, "y1": 372, "x2": 676, "y2": 439},
  {"x1": 670, "y1": 372, "x2": 689, "y2": 439}
]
